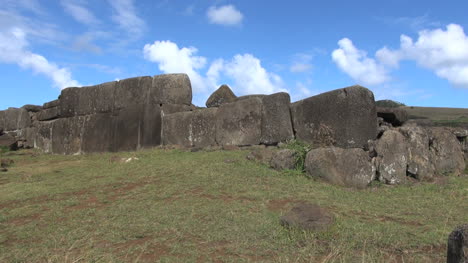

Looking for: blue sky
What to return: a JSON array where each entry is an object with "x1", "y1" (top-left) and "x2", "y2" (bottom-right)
[{"x1": 1, "y1": 0, "x2": 467, "y2": 109}]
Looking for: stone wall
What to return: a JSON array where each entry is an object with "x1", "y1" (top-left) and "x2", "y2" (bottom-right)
[{"x1": 1, "y1": 73, "x2": 465, "y2": 188}]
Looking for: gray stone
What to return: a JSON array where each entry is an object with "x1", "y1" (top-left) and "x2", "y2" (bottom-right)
[
  {"x1": 114, "y1": 77, "x2": 149, "y2": 111},
  {"x1": 305, "y1": 147, "x2": 375, "y2": 188},
  {"x1": 161, "y1": 104, "x2": 194, "y2": 116},
  {"x1": 399, "y1": 125, "x2": 435, "y2": 180},
  {"x1": 0, "y1": 134, "x2": 17, "y2": 150},
  {"x1": 205, "y1": 84, "x2": 237, "y2": 107},
  {"x1": 377, "y1": 107, "x2": 408, "y2": 126},
  {"x1": 235, "y1": 94, "x2": 266, "y2": 102},
  {"x1": 23, "y1": 127, "x2": 37, "y2": 149},
  {"x1": 162, "y1": 108, "x2": 218, "y2": 148},
  {"x1": 111, "y1": 105, "x2": 144, "y2": 152},
  {"x1": 140, "y1": 103, "x2": 162, "y2": 148},
  {"x1": 447, "y1": 224, "x2": 468, "y2": 263},
  {"x1": 59, "y1": 87, "x2": 80, "y2": 117},
  {"x1": 260, "y1": 92, "x2": 294, "y2": 145},
  {"x1": 215, "y1": 98, "x2": 263, "y2": 146},
  {"x1": 374, "y1": 130, "x2": 408, "y2": 184},
  {"x1": 82, "y1": 113, "x2": 113, "y2": 153},
  {"x1": 270, "y1": 149, "x2": 297, "y2": 170},
  {"x1": 76, "y1": 81, "x2": 117, "y2": 115},
  {"x1": 151, "y1": 74, "x2": 192, "y2": 105},
  {"x1": 246, "y1": 147, "x2": 276, "y2": 165},
  {"x1": 290, "y1": 85, "x2": 377, "y2": 148},
  {"x1": 52, "y1": 117, "x2": 85, "y2": 155},
  {"x1": 280, "y1": 203, "x2": 333, "y2": 231},
  {"x1": 2, "y1": 108, "x2": 31, "y2": 131},
  {"x1": 22, "y1": 104, "x2": 42, "y2": 112},
  {"x1": 37, "y1": 107, "x2": 60, "y2": 121},
  {"x1": 35, "y1": 121, "x2": 54, "y2": 153},
  {"x1": 43, "y1": 99, "x2": 60, "y2": 109},
  {"x1": 429, "y1": 128, "x2": 465, "y2": 176}
]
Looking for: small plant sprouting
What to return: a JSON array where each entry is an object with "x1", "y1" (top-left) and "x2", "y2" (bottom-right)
[{"x1": 281, "y1": 139, "x2": 312, "y2": 172}]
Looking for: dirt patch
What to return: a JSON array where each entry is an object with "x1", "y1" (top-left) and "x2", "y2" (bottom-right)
[{"x1": 6, "y1": 213, "x2": 41, "y2": 226}]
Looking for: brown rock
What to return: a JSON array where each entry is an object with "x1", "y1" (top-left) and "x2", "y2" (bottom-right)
[
  {"x1": 280, "y1": 203, "x2": 333, "y2": 231},
  {"x1": 205, "y1": 84, "x2": 237, "y2": 108}
]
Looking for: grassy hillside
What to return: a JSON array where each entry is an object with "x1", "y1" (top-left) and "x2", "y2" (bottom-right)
[
  {"x1": 1, "y1": 148, "x2": 467, "y2": 262},
  {"x1": 403, "y1": 106, "x2": 468, "y2": 127}
]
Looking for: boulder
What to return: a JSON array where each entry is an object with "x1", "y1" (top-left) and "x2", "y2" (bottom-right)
[
  {"x1": 43, "y1": 99, "x2": 60, "y2": 109},
  {"x1": 37, "y1": 107, "x2": 60, "y2": 121},
  {"x1": 22, "y1": 104, "x2": 42, "y2": 112},
  {"x1": 447, "y1": 224, "x2": 468, "y2": 263},
  {"x1": 399, "y1": 125, "x2": 435, "y2": 180},
  {"x1": 260, "y1": 92, "x2": 294, "y2": 145},
  {"x1": 215, "y1": 97, "x2": 263, "y2": 146},
  {"x1": 305, "y1": 147, "x2": 375, "y2": 188},
  {"x1": 377, "y1": 107, "x2": 408, "y2": 126},
  {"x1": 290, "y1": 85, "x2": 377, "y2": 148},
  {"x1": 75, "y1": 81, "x2": 117, "y2": 115},
  {"x1": 151, "y1": 74, "x2": 192, "y2": 105},
  {"x1": 246, "y1": 147, "x2": 275, "y2": 165},
  {"x1": 280, "y1": 203, "x2": 333, "y2": 231},
  {"x1": 59, "y1": 87, "x2": 80, "y2": 117},
  {"x1": 206, "y1": 84, "x2": 237, "y2": 108},
  {"x1": 374, "y1": 130, "x2": 408, "y2": 184},
  {"x1": 0, "y1": 133, "x2": 17, "y2": 150},
  {"x1": 1, "y1": 108, "x2": 31, "y2": 131},
  {"x1": 429, "y1": 128, "x2": 465, "y2": 176},
  {"x1": 270, "y1": 149, "x2": 296, "y2": 170},
  {"x1": 162, "y1": 108, "x2": 218, "y2": 148}
]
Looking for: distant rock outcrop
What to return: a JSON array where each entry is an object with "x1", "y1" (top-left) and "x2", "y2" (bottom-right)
[{"x1": 205, "y1": 84, "x2": 237, "y2": 108}]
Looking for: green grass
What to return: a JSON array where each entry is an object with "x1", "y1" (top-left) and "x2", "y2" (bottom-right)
[{"x1": 1, "y1": 148, "x2": 467, "y2": 262}]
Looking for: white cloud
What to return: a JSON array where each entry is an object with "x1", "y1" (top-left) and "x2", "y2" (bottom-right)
[
  {"x1": 0, "y1": 28, "x2": 80, "y2": 89},
  {"x1": 143, "y1": 40, "x2": 285, "y2": 96},
  {"x1": 332, "y1": 38, "x2": 390, "y2": 86},
  {"x1": 143, "y1": 40, "x2": 208, "y2": 93},
  {"x1": 223, "y1": 54, "x2": 285, "y2": 94},
  {"x1": 61, "y1": 0, "x2": 100, "y2": 26},
  {"x1": 108, "y1": 0, "x2": 146, "y2": 38},
  {"x1": 207, "y1": 5, "x2": 243, "y2": 26},
  {"x1": 398, "y1": 24, "x2": 468, "y2": 87}
]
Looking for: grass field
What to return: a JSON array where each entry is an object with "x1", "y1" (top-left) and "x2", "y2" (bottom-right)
[
  {"x1": 403, "y1": 106, "x2": 468, "y2": 127},
  {"x1": 1, "y1": 148, "x2": 467, "y2": 262}
]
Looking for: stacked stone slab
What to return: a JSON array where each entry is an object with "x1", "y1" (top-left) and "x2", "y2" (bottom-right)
[
  {"x1": 290, "y1": 85, "x2": 377, "y2": 149},
  {"x1": 162, "y1": 92, "x2": 294, "y2": 147},
  {"x1": 1, "y1": 74, "x2": 193, "y2": 154}
]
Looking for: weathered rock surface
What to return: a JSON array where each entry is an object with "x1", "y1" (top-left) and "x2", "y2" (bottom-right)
[
  {"x1": 398, "y1": 125, "x2": 435, "y2": 180},
  {"x1": 447, "y1": 224, "x2": 468, "y2": 263},
  {"x1": 0, "y1": 133, "x2": 17, "y2": 150},
  {"x1": 429, "y1": 128, "x2": 465, "y2": 176},
  {"x1": 270, "y1": 149, "x2": 296, "y2": 170},
  {"x1": 43, "y1": 99, "x2": 59, "y2": 109},
  {"x1": 280, "y1": 203, "x2": 333, "y2": 231},
  {"x1": 37, "y1": 107, "x2": 60, "y2": 121},
  {"x1": 205, "y1": 84, "x2": 237, "y2": 108},
  {"x1": 152, "y1": 73, "x2": 192, "y2": 105},
  {"x1": 377, "y1": 107, "x2": 408, "y2": 126},
  {"x1": 260, "y1": 92, "x2": 294, "y2": 145},
  {"x1": 216, "y1": 97, "x2": 263, "y2": 146},
  {"x1": 291, "y1": 85, "x2": 377, "y2": 148},
  {"x1": 162, "y1": 108, "x2": 218, "y2": 148},
  {"x1": 305, "y1": 147, "x2": 375, "y2": 188},
  {"x1": 51, "y1": 117, "x2": 84, "y2": 155},
  {"x1": 0, "y1": 108, "x2": 31, "y2": 131},
  {"x1": 246, "y1": 147, "x2": 275, "y2": 164},
  {"x1": 22, "y1": 104, "x2": 42, "y2": 112},
  {"x1": 374, "y1": 130, "x2": 408, "y2": 184}
]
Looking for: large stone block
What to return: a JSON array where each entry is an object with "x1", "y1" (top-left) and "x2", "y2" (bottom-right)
[
  {"x1": 260, "y1": 92, "x2": 294, "y2": 145},
  {"x1": 114, "y1": 77, "x2": 150, "y2": 111},
  {"x1": 35, "y1": 121, "x2": 54, "y2": 153},
  {"x1": 161, "y1": 104, "x2": 194, "y2": 116},
  {"x1": 151, "y1": 74, "x2": 192, "y2": 105},
  {"x1": 52, "y1": 117, "x2": 85, "y2": 155},
  {"x1": 82, "y1": 113, "x2": 114, "y2": 153},
  {"x1": 377, "y1": 107, "x2": 408, "y2": 126},
  {"x1": 111, "y1": 105, "x2": 144, "y2": 152},
  {"x1": 37, "y1": 107, "x2": 60, "y2": 121},
  {"x1": 305, "y1": 147, "x2": 375, "y2": 188},
  {"x1": 162, "y1": 108, "x2": 218, "y2": 148},
  {"x1": 141, "y1": 103, "x2": 162, "y2": 148},
  {"x1": 399, "y1": 125, "x2": 435, "y2": 180},
  {"x1": 215, "y1": 98, "x2": 263, "y2": 146},
  {"x1": 59, "y1": 87, "x2": 80, "y2": 117},
  {"x1": 1, "y1": 108, "x2": 31, "y2": 131},
  {"x1": 291, "y1": 85, "x2": 377, "y2": 148},
  {"x1": 75, "y1": 81, "x2": 117, "y2": 115},
  {"x1": 43, "y1": 99, "x2": 59, "y2": 109},
  {"x1": 429, "y1": 128, "x2": 465, "y2": 176}
]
